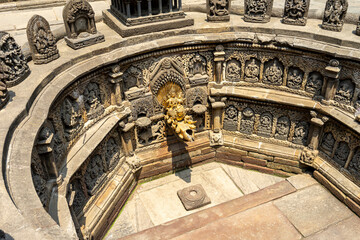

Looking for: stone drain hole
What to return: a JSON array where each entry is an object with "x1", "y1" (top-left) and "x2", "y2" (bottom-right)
[{"x1": 177, "y1": 184, "x2": 211, "y2": 211}]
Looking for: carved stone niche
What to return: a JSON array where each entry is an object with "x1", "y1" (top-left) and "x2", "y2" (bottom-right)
[
  {"x1": 207, "y1": 0, "x2": 231, "y2": 22},
  {"x1": 188, "y1": 54, "x2": 209, "y2": 86},
  {"x1": 0, "y1": 31, "x2": 30, "y2": 87},
  {"x1": 275, "y1": 116, "x2": 290, "y2": 140},
  {"x1": 244, "y1": 0, "x2": 274, "y2": 23},
  {"x1": 286, "y1": 67, "x2": 304, "y2": 89},
  {"x1": 240, "y1": 107, "x2": 255, "y2": 135},
  {"x1": 257, "y1": 112, "x2": 273, "y2": 137},
  {"x1": 305, "y1": 71, "x2": 323, "y2": 96},
  {"x1": 0, "y1": 79, "x2": 9, "y2": 110},
  {"x1": 282, "y1": 0, "x2": 310, "y2": 26},
  {"x1": 263, "y1": 59, "x2": 284, "y2": 85},
  {"x1": 334, "y1": 79, "x2": 354, "y2": 105},
  {"x1": 333, "y1": 141, "x2": 349, "y2": 167},
  {"x1": 223, "y1": 105, "x2": 238, "y2": 131},
  {"x1": 83, "y1": 82, "x2": 104, "y2": 120},
  {"x1": 225, "y1": 59, "x2": 241, "y2": 82},
  {"x1": 26, "y1": 15, "x2": 59, "y2": 64},
  {"x1": 244, "y1": 58, "x2": 260, "y2": 82},
  {"x1": 61, "y1": 91, "x2": 83, "y2": 142},
  {"x1": 320, "y1": 131, "x2": 335, "y2": 156},
  {"x1": 292, "y1": 121, "x2": 309, "y2": 145},
  {"x1": 321, "y1": 0, "x2": 348, "y2": 32},
  {"x1": 63, "y1": 0, "x2": 105, "y2": 49}
]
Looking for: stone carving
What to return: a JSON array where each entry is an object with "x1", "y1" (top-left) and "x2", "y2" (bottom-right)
[
  {"x1": 31, "y1": 152, "x2": 49, "y2": 208},
  {"x1": 187, "y1": 87, "x2": 207, "y2": 108},
  {"x1": 71, "y1": 179, "x2": 87, "y2": 215},
  {"x1": 63, "y1": 0, "x2": 104, "y2": 49},
  {"x1": 207, "y1": 0, "x2": 231, "y2": 21},
  {"x1": 26, "y1": 15, "x2": 59, "y2": 64},
  {"x1": 123, "y1": 66, "x2": 143, "y2": 91},
  {"x1": 258, "y1": 112, "x2": 273, "y2": 137},
  {"x1": 275, "y1": 116, "x2": 290, "y2": 140},
  {"x1": 356, "y1": 17, "x2": 360, "y2": 36},
  {"x1": 0, "y1": 80, "x2": 9, "y2": 110},
  {"x1": 333, "y1": 141, "x2": 349, "y2": 166},
  {"x1": 263, "y1": 59, "x2": 283, "y2": 85},
  {"x1": 286, "y1": 67, "x2": 304, "y2": 89},
  {"x1": 0, "y1": 31, "x2": 30, "y2": 87},
  {"x1": 300, "y1": 148, "x2": 318, "y2": 165},
  {"x1": 210, "y1": 130, "x2": 224, "y2": 146},
  {"x1": 350, "y1": 149, "x2": 360, "y2": 172},
  {"x1": 282, "y1": 0, "x2": 309, "y2": 26},
  {"x1": 138, "y1": 120, "x2": 165, "y2": 145},
  {"x1": 131, "y1": 96, "x2": 154, "y2": 119},
  {"x1": 225, "y1": 60, "x2": 241, "y2": 82},
  {"x1": 240, "y1": 107, "x2": 255, "y2": 135},
  {"x1": 292, "y1": 121, "x2": 308, "y2": 145},
  {"x1": 321, "y1": 0, "x2": 348, "y2": 32},
  {"x1": 321, "y1": 132, "x2": 335, "y2": 154},
  {"x1": 334, "y1": 79, "x2": 354, "y2": 105},
  {"x1": 177, "y1": 184, "x2": 211, "y2": 210},
  {"x1": 84, "y1": 154, "x2": 105, "y2": 195},
  {"x1": 223, "y1": 105, "x2": 238, "y2": 131},
  {"x1": 244, "y1": 0, "x2": 273, "y2": 23},
  {"x1": 84, "y1": 82, "x2": 104, "y2": 119},
  {"x1": 305, "y1": 72, "x2": 323, "y2": 95},
  {"x1": 244, "y1": 58, "x2": 260, "y2": 82},
  {"x1": 162, "y1": 86, "x2": 196, "y2": 141},
  {"x1": 61, "y1": 93, "x2": 83, "y2": 141},
  {"x1": 188, "y1": 54, "x2": 209, "y2": 85},
  {"x1": 105, "y1": 137, "x2": 120, "y2": 170}
]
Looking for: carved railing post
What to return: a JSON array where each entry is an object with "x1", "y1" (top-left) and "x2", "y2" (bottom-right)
[
  {"x1": 322, "y1": 59, "x2": 341, "y2": 105},
  {"x1": 109, "y1": 66, "x2": 123, "y2": 106},
  {"x1": 214, "y1": 45, "x2": 225, "y2": 84},
  {"x1": 120, "y1": 121, "x2": 135, "y2": 156}
]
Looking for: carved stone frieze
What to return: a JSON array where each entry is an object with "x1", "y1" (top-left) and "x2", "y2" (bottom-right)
[
  {"x1": 84, "y1": 154, "x2": 106, "y2": 195},
  {"x1": 282, "y1": 0, "x2": 310, "y2": 26},
  {"x1": 137, "y1": 119, "x2": 165, "y2": 146},
  {"x1": 305, "y1": 71, "x2": 323, "y2": 95},
  {"x1": 286, "y1": 67, "x2": 304, "y2": 89},
  {"x1": 223, "y1": 105, "x2": 238, "y2": 131},
  {"x1": 27, "y1": 15, "x2": 59, "y2": 64},
  {"x1": 257, "y1": 112, "x2": 273, "y2": 137},
  {"x1": 123, "y1": 65, "x2": 144, "y2": 93},
  {"x1": 320, "y1": 131, "x2": 335, "y2": 155},
  {"x1": 0, "y1": 31, "x2": 30, "y2": 87},
  {"x1": 275, "y1": 116, "x2": 290, "y2": 140},
  {"x1": 334, "y1": 79, "x2": 354, "y2": 105},
  {"x1": 349, "y1": 148, "x2": 360, "y2": 175},
  {"x1": 244, "y1": 0, "x2": 273, "y2": 23},
  {"x1": 210, "y1": 130, "x2": 224, "y2": 146},
  {"x1": 244, "y1": 58, "x2": 260, "y2": 82},
  {"x1": 84, "y1": 82, "x2": 104, "y2": 120},
  {"x1": 188, "y1": 53, "x2": 209, "y2": 83},
  {"x1": 61, "y1": 93, "x2": 83, "y2": 141},
  {"x1": 321, "y1": 0, "x2": 348, "y2": 32},
  {"x1": 131, "y1": 95, "x2": 154, "y2": 119},
  {"x1": 225, "y1": 59, "x2": 241, "y2": 82},
  {"x1": 105, "y1": 137, "x2": 121, "y2": 170},
  {"x1": 63, "y1": 0, "x2": 104, "y2": 49},
  {"x1": 31, "y1": 150, "x2": 50, "y2": 208},
  {"x1": 240, "y1": 107, "x2": 255, "y2": 135},
  {"x1": 263, "y1": 59, "x2": 283, "y2": 85},
  {"x1": 333, "y1": 141, "x2": 350, "y2": 167},
  {"x1": 292, "y1": 121, "x2": 309, "y2": 145},
  {"x1": 207, "y1": 0, "x2": 231, "y2": 21}
]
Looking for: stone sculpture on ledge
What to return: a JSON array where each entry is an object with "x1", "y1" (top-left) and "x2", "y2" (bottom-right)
[
  {"x1": 282, "y1": 0, "x2": 309, "y2": 26},
  {"x1": 63, "y1": 0, "x2": 105, "y2": 49},
  {"x1": 0, "y1": 31, "x2": 30, "y2": 87},
  {"x1": 0, "y1": 80, "x2": 9, "y2": 110},
  {"x1": 244, "y1": 0, "x2": 273, "y2": 23},
  {"x1": 321, "y1": 0, "x2": 348, "y2": 32},
  {"x1": 207, "y1": 0, "x2": 231, "y2": 22},
  {"x1": 27, "y1": 15, "x2": 59, "y2": 64}
]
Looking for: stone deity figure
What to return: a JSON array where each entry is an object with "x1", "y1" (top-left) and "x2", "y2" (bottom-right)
[
  {"x1": 282, "y1": 0, "x2": 309, "y2": 26},
  {"x1": 226, "y1": 61, "x2": 241, "y2": 82},
  {"x1": 321, "y1": 132, "x2": 335, "y2": 153},
  {"x1": 245, "y1": 59, "x2": 260, "y2": 82},
  {"x1": 334, "y1": 80, "x2": 354, "y2": 105},
  {"x1": 321, "y1": 0, "x2": 348, "y2": 32},
  {"x1": 275, "y1": 116, "x2": 290, "y2": 140},
  {"x1": 207, "y1": 0, "x2": 231, "y2": 21},
  {"x1": 305, "y1": 72, "x2": 323, "y2": 95},
  {"x1": 244, "y1": 0, "x2": 273, "y2": 23},
  {"x1": 264, "y1": 60, "x2": 283, "y2": 85},
  {"x1": 287, "y1": 68, "x2": 303, "y2": 89}
]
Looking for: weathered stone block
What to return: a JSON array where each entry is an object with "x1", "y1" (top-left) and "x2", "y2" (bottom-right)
[
  {"x1": 242, "y1": 156, "x2": 267, "y2": 167},
  {"x1": 177, "y1": 184, "x2": 211, "y2": 211}
]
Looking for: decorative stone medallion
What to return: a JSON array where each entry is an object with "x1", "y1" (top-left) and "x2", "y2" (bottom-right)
[
  {"x1": 0, "y1": 31, "x2": 30, "y2": 87},
  {"x1": 177, "y1": 184, "x2": 211, "y2": 210},
  {"x1": 27, "y1": 15, "x2": 60, "y2": 64},
  {"x1": 63, "y1": 0, "x2": 105, "y2": 49}
]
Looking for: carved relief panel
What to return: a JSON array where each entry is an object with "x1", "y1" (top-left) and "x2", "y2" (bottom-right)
[
  {"x1": 275, "y1": 116, "x2": 290, "y2": 140},
  {"x1": 305, "y1": 71, "x2": 324, "y2": 95},
  {"x1": 321, "y1": 0, "x2": 348, "y2": 32},
  {"x1": 263, "y1": 59, "x2": 284, "y2": 85},
  {"x1": 282, "y1": 0, "x2": 310, "y2": 26},
  {"x1": 244, "y1": 58, "x2": 260, "y2": 82},
  {"x1": 223, "y1": 105, "x2": 238, "y2": 131},
  {"x1": 225, "y1": 59, "x2": 241, "y2": 82},
  {"x1": 334, "y1": 79, "x2": 354, "y2": 105},
  {"x1": 286, "y1": 67, "x2": 304, "y2": 89},
  {"x1": 244, "y1": 0, "x2": 274, "y2": 23},
  {"x1": 240, "y1": 107, "x2": 255, "y2": 134}
]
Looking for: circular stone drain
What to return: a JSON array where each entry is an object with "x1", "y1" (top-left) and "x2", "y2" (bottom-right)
[{"x1": 177, "y1": 184, "x2": 211, "y2": 211}]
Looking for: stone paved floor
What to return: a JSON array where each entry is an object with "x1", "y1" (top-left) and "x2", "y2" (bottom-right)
[{"x1": 105, "y1": 162, "x2": 360, "y2": 240}]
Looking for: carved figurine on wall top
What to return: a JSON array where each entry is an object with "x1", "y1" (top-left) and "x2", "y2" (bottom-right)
[
  {"x1": 0, "y1": 31, "x2": 30, "y2": 87},
  {"x1": 321, "y1": 0, "x2": 348, "y2": 32},
  {"x1": 27, "y1": 15, "x2": 59, "y2": 64},
  {"x1": 63, "y1": 0, "x2": 105, "y2": 49},
  {"x1": 282, "y1": 0, "x2": 309, "y2": 26},
  {"x1": 207, "y1": 0, "x2": 231, "y2": 21},
  {"x1": 244, "y1": 0, "x2": 273, "y2": 23}
]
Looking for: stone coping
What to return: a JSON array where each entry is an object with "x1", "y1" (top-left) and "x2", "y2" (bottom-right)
[{"x1": 2, "y1": 14, "x2": 360, "y2": 239}]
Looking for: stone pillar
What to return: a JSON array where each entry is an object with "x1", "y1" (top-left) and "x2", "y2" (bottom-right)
[
  {"x1": 120, "y1": 121, "x2": 135, "y2": 156},
  {"x1": 137, "y1": 0, "x2": 142, "y2": 17},
  {"x1": 125, "y1": 0, "x2": 131, "y2": 18},
  {"x1": 109, "y1": 67, "x2": 123, "y2": 106},
  {"x1": 178, "y1": 0, "x2": 182, "y2": 10},
  {"x1": 322, "y1": 59, "x2": 341, "y2": 105},
  {"x1": 169, "y1": 0, "x2": 173, "y2": 12},
  {"x1": 147, "y1": 0, "x2": 152, "y2": 15},
  {"x1": 214, "y1": 45, "x2": 225, "y2": 84},
  {"x1": 159, "y1": 0, "x2": 163, "y2": 13},
  {"x1": 308, "y1": 111, "x2": 329, "y2": 150}
]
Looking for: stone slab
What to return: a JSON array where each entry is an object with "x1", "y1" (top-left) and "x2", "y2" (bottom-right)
[
  {"x1": 172, "y1": 203, "x2": 302, "y2": 240},
  {"x1": 286, "y1": 174, "x2": 318, "y2": 190},
  {"x1": 274, "y1": 184, "x2": 354, "y2": 237}
]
